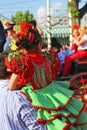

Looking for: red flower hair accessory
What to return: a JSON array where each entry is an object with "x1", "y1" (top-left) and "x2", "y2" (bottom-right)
[
  {"x1": 19, "y1": 22, "x2": 33, "y2": 38},
  {"x1": 72, "y1": 24, "x2": 79, "y2": 30}
]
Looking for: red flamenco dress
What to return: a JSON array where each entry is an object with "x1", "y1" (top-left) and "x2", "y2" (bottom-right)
[{"x1": 6, "y1": 50, "x2": 87, "y2": 130}]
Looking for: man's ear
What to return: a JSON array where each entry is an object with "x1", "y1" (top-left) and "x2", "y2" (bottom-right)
[
  {"x1": 36, "y1": 26, "x2": 43, "y2": 35},
  {"x1": 38, "y1": 42, "x2": 42, "y2": 50}
]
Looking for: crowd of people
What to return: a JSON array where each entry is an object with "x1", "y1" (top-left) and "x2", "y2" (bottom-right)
[{"x1": 0, "y1": 19, "x2": 87, "y2": 130}]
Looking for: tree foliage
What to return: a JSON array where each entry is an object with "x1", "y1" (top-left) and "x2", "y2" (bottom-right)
[
  {"x1": 11, "y1": 10, "x2": 33, "y2": 25},
  {"x1": 67, "y1": 0, "x2": 80, "y2": 18},
  {"x1": 67, "y1": 0, "x2": 87, "y2": 25}
]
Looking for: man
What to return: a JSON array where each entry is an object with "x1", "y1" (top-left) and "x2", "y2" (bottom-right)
[
  {"x1": 3, "y1": 29, "x2": 11, "y2": 52},
  {"x1": 29, "y1": 20, "x2": 43, "y2": 35},
  {"x1": 0, "y1": 21, "x2": 6, "y2": 52}
]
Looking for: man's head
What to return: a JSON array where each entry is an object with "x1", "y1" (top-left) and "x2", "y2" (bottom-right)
[
  {"x1": 0, "y1": 52, "x2": 11, "y2": 79},
  {"x1": 29, "y1": 20, "x2": 37, "y2": 29}
]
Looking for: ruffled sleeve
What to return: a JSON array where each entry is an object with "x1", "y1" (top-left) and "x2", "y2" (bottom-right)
[{"x1": 5, "y1": 52, "x2": 34, "y2": 86}]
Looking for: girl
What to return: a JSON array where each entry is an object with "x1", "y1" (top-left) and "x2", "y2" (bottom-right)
[{"x1": 6, "y1": 27, "x2": 87, "y2": 130}]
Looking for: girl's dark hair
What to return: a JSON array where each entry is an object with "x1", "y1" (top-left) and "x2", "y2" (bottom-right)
[
  {"x1": 16, "y1": 38, "x2": 30, "y2": 51},
  {"x1": 16, "y1": 29, "x2": 42, "y2": 51}
]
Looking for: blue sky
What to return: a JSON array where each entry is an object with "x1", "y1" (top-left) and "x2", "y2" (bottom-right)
[{"x1": 0, "y1": 0, "x2": 86, "y2": 23}]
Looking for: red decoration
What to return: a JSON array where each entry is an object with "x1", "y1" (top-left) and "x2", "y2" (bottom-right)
[
  {"x1": 18, "y1": 22, "x2": 33, "y2": 38},
  {"x1": 72, "y1": 24, "x2": 79, "y2": 30},
  {"x1": 28, "y1": 32, "x2": 35, "y2": 43}
]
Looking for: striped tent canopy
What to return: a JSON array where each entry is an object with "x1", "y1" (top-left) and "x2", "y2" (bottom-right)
[{"x1": 42, "y1": 27, "x2": 70, "y2": 38}]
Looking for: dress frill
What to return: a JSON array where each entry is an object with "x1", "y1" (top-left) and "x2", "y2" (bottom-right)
[{"x1": 21, "y1": 81, "x2": 87, "y2": 130}]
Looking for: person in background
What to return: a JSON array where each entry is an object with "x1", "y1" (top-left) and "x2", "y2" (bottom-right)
[
  {"x1": 57, "y1": 24, "x2": 80, "y2": 76},
  {"x1": 29, "y1": 19, "x2": 43, "y2": 35},
  {"x1": 62, "y1": 25, "x2": 87, "y2": 77},
  {"x1": 4, "y1": 22, "x2": 32, "y2": 51},
  {"x1": 3, "y1": 29, "x2": 11, "y2": 52},
  {"x1": 70, "y1": 24, "x2": 80, "y2": 52},
  {"x1": 51, "y1": 38, "x2": 62, "y2": 53},
  {"x1": 5, "y1": 24, "x2": 87, "y2": 130},
  {"x1": 58, "y1": 25, "x2": 80, "y2": 66},
  {"x1": 5, "y1": 22, "x2": 18, "y2": 51},
  {"x1": 0, "y1": 21, "x2": 6, "y2": 52}
]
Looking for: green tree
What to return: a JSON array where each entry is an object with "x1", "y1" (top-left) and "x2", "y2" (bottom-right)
[
  {"x1": 68, "y1": 0, "x2": 87, "y2": 25},
  {"x1": 11, "y1": 10, "x2": 33, "y2": 25}
]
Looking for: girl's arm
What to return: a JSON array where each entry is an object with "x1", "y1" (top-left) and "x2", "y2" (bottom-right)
[
  {"x1": 74, "y1": 36, "x2": 87, "y2": 46},
  {"x1": 76, "y1": 39, "x2": 86, "y2": 46},
  {"x1": 8, "y1": 73, "x2": 19, "y2": 91}
]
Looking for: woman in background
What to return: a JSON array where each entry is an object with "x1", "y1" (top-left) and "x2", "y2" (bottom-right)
[
  {"x1": 58, "y1": 24, "x2": 80, "y2": 75},
  {"x1": 62, "y1": 25, "x2": 87, "y2": 77}
]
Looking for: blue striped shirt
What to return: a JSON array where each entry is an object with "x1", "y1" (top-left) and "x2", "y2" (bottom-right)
[{"x1": 0, "y1": 80, "x2": 47, "y2": 130}]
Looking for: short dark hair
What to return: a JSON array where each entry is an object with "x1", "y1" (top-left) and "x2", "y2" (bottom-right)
[
  {"x1": 0, "y1": 52, "x2": 11, "y2": 79},
  {"x1": 51, "y1": 38, "x2": 61, "y2": 48},
  {"x1": 29, "y1": 20, "x2": 37, "y2": 28}
]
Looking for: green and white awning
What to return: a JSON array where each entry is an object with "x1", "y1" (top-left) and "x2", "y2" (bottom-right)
[{"x1": 42, "y1": 27, "x2": 70, "y2": 38}]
